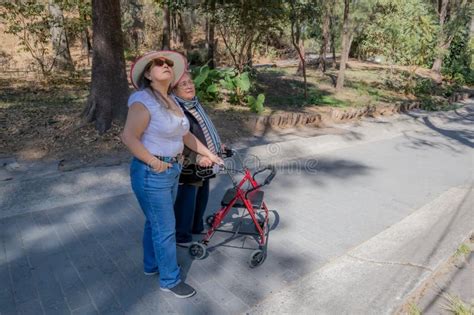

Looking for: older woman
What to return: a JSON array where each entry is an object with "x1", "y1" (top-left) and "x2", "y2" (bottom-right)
[
  {"x1": 172, "y1": 72, "x2": 225, "y2": 247},
  {"x1": 121, "y1": 51, "x2": 222, "y2": 298}
]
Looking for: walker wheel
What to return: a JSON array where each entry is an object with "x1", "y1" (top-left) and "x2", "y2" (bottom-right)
[
  {"x1": 206, "y1": 214, "x2": 216, "y2": 227},
  {"x1": 189, "y1": 242, "x2": 207, "y2": 260},
  {"x1": 248, "y1": 249, "x2": 266, "y2": 268}
]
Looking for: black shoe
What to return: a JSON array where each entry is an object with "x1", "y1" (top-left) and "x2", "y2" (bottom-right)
[
  {"x1": 192, "y1": 228, "x2": 208, "y2": 235},
  {"x1": 176, "y1": 241, "x2": 193, "y2": 248},
  {"x1": 160, "y1": 282, "x2": 196, "y2": 298},
  {"x1": 144, "y1": 270, "x2": 159, "y2": 276}
]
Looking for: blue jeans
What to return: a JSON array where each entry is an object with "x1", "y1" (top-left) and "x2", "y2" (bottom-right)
[
  {"x1": 174, "y1": 180, "x2": 210, "y2": 243},
  {"x1": 130, "y1": 158, "x2": 182, "y2": 289}
]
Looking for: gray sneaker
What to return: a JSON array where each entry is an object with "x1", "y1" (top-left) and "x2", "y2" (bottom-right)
[{"x1": 160, "y1": 282, "x2": 196, "y2": 298}]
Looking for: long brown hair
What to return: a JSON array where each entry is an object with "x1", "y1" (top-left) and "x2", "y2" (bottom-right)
[{"x1": 149, "y1": 88, "x2": 173, "y2": 110}]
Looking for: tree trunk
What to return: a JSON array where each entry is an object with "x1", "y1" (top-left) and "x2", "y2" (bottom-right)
[
  {"x1": 162, "y1": 4, "x2": 171, "y2": 50},
  {"x1": 48, "y1": 0, "x2": 75, "y2": 72},
  {"x1": 246, "y1": 41, "x2": 253, "y2": 68},
  {"x1": 431, "y1": 57, "x2": 443, "y2": 73},
  {"x1": 84, "y1": 29, "x2": 92, "y2": 66},
  {"x1": 81, "y1": 28, "x2": 92, "y2": 54},
  {"x1": 470, "y1": 14, "x2": 474, "y2": 36},
  {"x1": 318, "y1": 4, "x2": 330, "y2": 72},
  {"x1": 330, "y1": 15, "x2": 337, "y2": 68},
  {"x1": 83, "y1": 0, "x2": 129, "y2": 134},
  {"x1": 130, "y1": 0, "x2": 144, "y2": 54},
  {"x1": 336, "y1": 0, "x2": 350, "y2": 91},
  {"x1": 171, "y1": 11, "x2": 178, "y2": 47},
  {"x1": 218, "y1": 25, "x2": 239, "y2": 71},
  {"x1": 177, "y1": 12, "x2": 191, "y2": 53},
  {"x1": 206, "y1": 0, "x2": 216, "y2": 68},
  {"x1": 432, "y1": 0, "x2": 449, "y2": 73},
  {"x1": 290, "y1": 8, "x2": 307, "y2": 99},
  {"x1": 79, "y1": 3, "x2": 92, "y2": 65},
  {"x1": 296, "y1": 38, "x2": 305, "y2": 75}
]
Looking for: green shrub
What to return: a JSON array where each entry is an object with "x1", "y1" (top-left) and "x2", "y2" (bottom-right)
[
  {"x1": 191, "y1": 65, "x2": 265, "y2": 113},
  {"x1": 442, "y1": 20, "x2": 474, "y2": 86},
  {"x1": 220, "y1": 71, "x2": 251, "y2": 104},
  {"x1": 247, "y1": 94, "x2": 265, "y2": 113},
  {"x1": 191, "y1": 65, "x2": 229, "y2": 102},
  {"x1": 419, "y1": 96, "x2": 449, "y2": 111},
  {"x1": 452, "y1": 73, "x2": 466, "y2": 86},
  {"x1": 413, "y1": 78, "x2": 436, "y2": 96},
  {"x1": 383, "y1": 77, "x2": 404, "y2": 91}
]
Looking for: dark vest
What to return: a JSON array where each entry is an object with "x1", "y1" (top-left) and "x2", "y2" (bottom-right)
[{"x1": 179, "y1": 110, "x2": 215, "y2": 184}]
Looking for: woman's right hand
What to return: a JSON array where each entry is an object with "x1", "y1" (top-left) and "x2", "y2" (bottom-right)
[
  {"x1": 149, "y1": 158, "x2": 171, "y2": 173},
  {"x1": 207, "y1": 153, "x2": 224, "y2": 166},
  {"x1": 197, "y1": 155, "x2": 213, "y2": 167}
]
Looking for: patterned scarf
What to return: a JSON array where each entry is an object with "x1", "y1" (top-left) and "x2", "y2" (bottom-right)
[{"x1": 172, "y1": 94, "x2": 222, "y2": 155}]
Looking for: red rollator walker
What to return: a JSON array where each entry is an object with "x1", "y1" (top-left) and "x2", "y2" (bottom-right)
[{"x1": 188, "y1": 149, "x2": 277, "y2": 268}]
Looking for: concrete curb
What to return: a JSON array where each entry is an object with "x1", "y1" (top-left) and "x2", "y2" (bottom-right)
[
  {"x1": 247, "y1": 93, "x2": 473, "y2": 131},
  {"x1": 246, "y1": 185, "x2": 474, "y2": 314}
]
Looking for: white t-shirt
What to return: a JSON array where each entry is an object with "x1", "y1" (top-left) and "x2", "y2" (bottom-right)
[{"x1": 127, "y1": 90, "x2": 190, "y2": 157}]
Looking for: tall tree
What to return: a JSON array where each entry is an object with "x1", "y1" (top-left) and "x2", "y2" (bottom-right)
[
  {"x1": 318, "y1": 1, "x2": 331, "y2": 72},
  {"x1": 336, "y1": 0, "x2": 351, "y2": 91},
  {"x1": 48, "y1": 0, "x2": 75, "y2": 71},
  {"x1": 171, "y1": 2, "x2": 192, "y2": 53},
  {"x1": 1, "y1": 2, "x2": 64, "y2": 76},
  {"x1": 205, "y1": 0, "x2": 216, "y2": 68},
  {"x1": 77, "y1": 0, "x2": 92, "y2": 64},
  {"x1": 214, "y1": 0, "x2": 285, "y2": 72},
  {"x1": 432, "y1": 0, "x2": 450, "y2": 73},
  {"x1": 161, "y1": 3, "x2": 171, "y2": 49},
  {"x1": 156, "y1": 1, "x2": 189, "y2": 51},
  {"x1": 170, "y1": 9, "x2": 178, "y2": 45},
  {"x1": 431, "y1": 0, "x2": 471, "y2": 74},
  {"x1": 330, "y1": 14, "x2": 337, "y2": 69},
  {"x1": 121, "y1": 0, "x2": 144, "y2": 54},
  {"x1": 355, "y1": 0, "x2": 437, "y2": 69},
  {"x1": 295, "y1": 30, "x2": 305, "y2": 75},
  {"x1": 177, "y1": 12, "x2": 191, "y2": 52},
  {"x1": 471, "y1": 13, "x2": 474, "y2": 36},
  {"x1": 288, "y1": 0, "x2": 308, "y2": 98},
  {"x1": 82, "y1": 0, "x2": 129, "y2": 134}
]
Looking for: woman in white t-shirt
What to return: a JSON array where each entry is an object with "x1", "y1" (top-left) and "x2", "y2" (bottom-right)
[{"x1": 121, "y1": 51, "x2": 222, "y2": 299}]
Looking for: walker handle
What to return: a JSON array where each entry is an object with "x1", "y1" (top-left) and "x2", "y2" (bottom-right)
[
  {"x1": 245, "y1": 166, "x2": 276, "y2": 199},
  {"x1": 222, "y1": 147, "x2": 234, "y2": 158},
  {"x1": 263, "y1": 165, "x2": 277, "y2": 185},
  {"x1": 253, "y1": 165, "x2": 277, "y2": 185}
]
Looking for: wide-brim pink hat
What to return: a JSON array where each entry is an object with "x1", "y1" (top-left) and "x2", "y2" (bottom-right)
[{"x1": 130, "y1": 50, "x2": 187, "y2": 90}]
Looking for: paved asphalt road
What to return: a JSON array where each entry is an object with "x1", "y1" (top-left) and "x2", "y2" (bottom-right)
[{"x1": 0, "y1": 101, "x2": 473, "y2": 314}]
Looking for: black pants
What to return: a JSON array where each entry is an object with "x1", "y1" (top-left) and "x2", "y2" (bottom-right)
[{"x1": 174, "y1": 180, "x2": 210, "y2": 243}]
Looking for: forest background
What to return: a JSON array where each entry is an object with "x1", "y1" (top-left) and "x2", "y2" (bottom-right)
[{"x1": 0, "y1": 0, "x2": 472, "y2": 164}]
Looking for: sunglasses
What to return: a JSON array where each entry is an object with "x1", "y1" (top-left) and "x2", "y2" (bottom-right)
[{"x1": 151, "y1": 58, "x2": 174, "y2": 68}]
